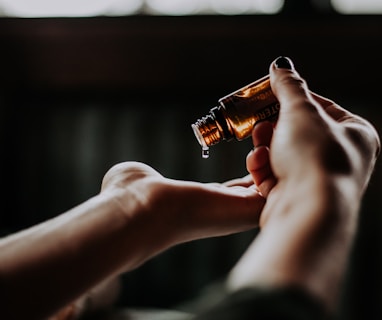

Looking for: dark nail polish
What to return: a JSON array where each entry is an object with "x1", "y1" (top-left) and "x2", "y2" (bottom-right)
[{"x1": 275, "y1": 56, "x2": 293, "y2": 69}]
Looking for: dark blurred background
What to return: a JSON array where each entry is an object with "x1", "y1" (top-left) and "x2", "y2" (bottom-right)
[{"x1": 0, "y1": 0, "x2": 381, "y2": 319}]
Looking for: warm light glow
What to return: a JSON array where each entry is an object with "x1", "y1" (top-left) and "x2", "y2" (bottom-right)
[
  {"x1": 146, "y1": 0, "x2": 283, "y2": 15},
  {"x1": 209, "y1": 0, "x2": 283, "y2": 15},
  {"x1": 1, "y1": 0, "x2": 382, "y2": 17},
  {"x1": 332, "y1": 0, "x2": 382, "y2": 13},
  {"x1": 105, "y1": 0, "x2": 143, "y2": 16},
  {"x1": 145, "y1": 0, "x2": 204, "y2": 15},
  {"x1": 0, "y1": 0, "x2": 142, "y2": 17},
  {"x1": 0, "y1": 0, "x2": 283, "y2": 17}
]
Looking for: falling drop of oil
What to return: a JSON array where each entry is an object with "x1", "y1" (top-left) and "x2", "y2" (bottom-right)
[{"x1": 202, "y1": 147, "x2": 209, "y2": 159}]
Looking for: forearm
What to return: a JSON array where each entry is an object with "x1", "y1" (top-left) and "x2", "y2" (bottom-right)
[
  {"x1": 228, "y1": 173, "x2": 360, "y2": 311},
  {"x1": 0, "y1": 192, "x2": 150, "y2": 319}
]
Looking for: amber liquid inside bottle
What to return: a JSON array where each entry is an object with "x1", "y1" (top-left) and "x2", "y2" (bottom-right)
[{"x1": 192, "y1": 75, "x2": 279, "y2": 157}]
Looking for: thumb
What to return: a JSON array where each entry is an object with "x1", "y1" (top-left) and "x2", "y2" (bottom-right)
[{"x1": 269, "y1": 56, "x2": 315, "y2": 116}]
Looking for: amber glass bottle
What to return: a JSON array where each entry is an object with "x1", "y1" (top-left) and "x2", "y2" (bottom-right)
[{"x1": 191, "y1": 75, "x2": 279, "y2": 157}]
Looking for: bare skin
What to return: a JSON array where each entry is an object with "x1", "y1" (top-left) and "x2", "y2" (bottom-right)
[
  {"x1": 0, "y1": 57, "x2": 379, "y2": 319},
  {"x1": 0, "y1": 163, "x2": 264, "y2": 319},
  {"x1": 228, "y1": 57, "x2": 380, "y2": 312}
]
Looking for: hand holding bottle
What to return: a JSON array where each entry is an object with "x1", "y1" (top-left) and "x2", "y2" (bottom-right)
[
  {"x1": 247, "y1": 56, "x2": 380, "y2": 225},
  {"x1": 228, "y1": 57, "x2": 380, "y2": 311}
]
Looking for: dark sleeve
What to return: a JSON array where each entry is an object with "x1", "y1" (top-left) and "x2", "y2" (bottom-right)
[{"x1": 192, "y1": 286, "x2": 331, "y2": 320}]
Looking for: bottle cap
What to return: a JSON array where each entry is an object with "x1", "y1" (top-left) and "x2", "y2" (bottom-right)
[{"x1": 191, "y1": 113, "x2": 223, "y2": 148}]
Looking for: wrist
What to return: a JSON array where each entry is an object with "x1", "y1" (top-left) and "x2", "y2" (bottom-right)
[{"x1": 229, "y1": 169, "x2": 360, "y2": 311}]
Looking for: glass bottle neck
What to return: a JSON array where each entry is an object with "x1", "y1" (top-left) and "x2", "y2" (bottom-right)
[{"x1": 191, "y1": 106, "x2": 232, "y2": 148}]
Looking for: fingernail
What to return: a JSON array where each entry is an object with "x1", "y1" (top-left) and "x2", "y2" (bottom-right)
[{"x1": 275, "y1": 56, "x2": 293, "y2": 70}]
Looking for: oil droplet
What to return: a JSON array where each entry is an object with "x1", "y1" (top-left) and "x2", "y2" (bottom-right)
[{"x1": 202, "y1": 147, "x2": 209, "y2": 159}]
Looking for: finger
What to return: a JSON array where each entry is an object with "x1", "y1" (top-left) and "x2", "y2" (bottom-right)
[
  {"x1": 247, "y1": 121, "x2": 276, "y2": 197},
  {"x1": 252, "y1": 121, "x2": 273, "y2": 148},
  {"x1": 178, "y1": 182, "x2": 266, "y2": 238},
  {"x1": 269, "y1": 57, "x2": 337, "y2": 150},
  {"x1": 246, "y1": 146, "x2": 276, "y2": 197},
  {"x1": 311, "y1": 91, "x2": 380, "y2": 158},
  {"x1": 269, "y1": 56, "x2": 315, "y2": 115},
  {"x1": 223, "y1": 174, "x2": 255, "y2": 188},
  {"x1": 310, "y1": 92, "x2": 354, "y2": 122}
]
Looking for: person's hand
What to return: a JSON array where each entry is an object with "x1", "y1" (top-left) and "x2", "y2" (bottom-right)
[
  {"x1": 247, "y1": 56, "x2": 380, "y2": 227},
  {"x1": 101, "y1": 161, "x2": 265, "y2": 261},
  {"x1": 228, "y1": 57, "x2": 380, "y2": 311},
  {"x1": 48, "y1": 277, "x2": 121, "y2": 320},
  {"x1": 1, "y1": 155, "x2": 264, "y2": 320}
]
